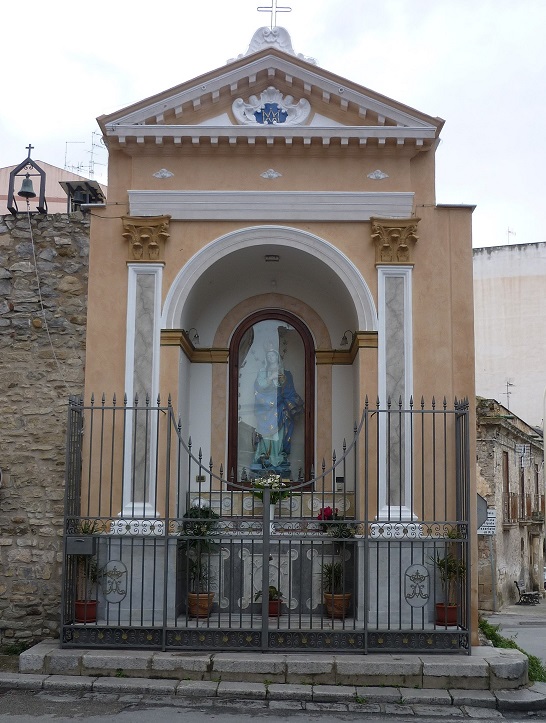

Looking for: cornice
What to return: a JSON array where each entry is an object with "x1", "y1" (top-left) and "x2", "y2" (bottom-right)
[
  {"x1": 160, "y1": 330, "x2": 229, "y2": 363},
  {"x1": 316, "y1": 331, "x2": 378, "y2": 364},
  {"x1": 162, "y1": 329, "x2": 377, "y2": 364},
  {"x1": 105, "y1": 123, "x2": 435, "y2": 152}
]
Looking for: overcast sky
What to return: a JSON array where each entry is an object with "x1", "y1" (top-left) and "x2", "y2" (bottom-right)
[{"x1": 1, "y1": 0, "x2": 544, "y2": 248}]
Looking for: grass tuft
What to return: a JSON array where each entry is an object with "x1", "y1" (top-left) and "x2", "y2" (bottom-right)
[{"x1": 479, "y1": 617, "x2": 546, "y2": 682}]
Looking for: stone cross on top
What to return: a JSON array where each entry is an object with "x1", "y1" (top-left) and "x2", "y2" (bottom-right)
[{"x1": 257, "y1": 0, "x2": 292, "y2": 29}]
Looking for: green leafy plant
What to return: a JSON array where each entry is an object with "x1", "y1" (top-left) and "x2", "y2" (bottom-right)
[
  {"x1": 182, "y1": 504, "x2": 219, "y2": 541},
  {"x1": 321, "y1": 561, "x2": 346, "y2": 594},
  {"x1": 479, "y1": 617, "x2": 546, "y2": 683},
  {"x1": 182, "y1": 504, "x2": 219, "y2": 593},
  {"x1": 255, "y1": 585, "x2": 283, "y2": 602},
  {"x1": 429, "y1": 550, "x2": 466, "y2": 605}
]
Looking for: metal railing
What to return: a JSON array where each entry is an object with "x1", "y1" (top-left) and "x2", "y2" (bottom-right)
[{"x1": 62, "y1": 395, "x2": 470, "y2": 653}]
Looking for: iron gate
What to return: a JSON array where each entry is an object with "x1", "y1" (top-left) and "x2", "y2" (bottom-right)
[{"x1": 62, "y1": 395, "x2": 471, "y2": 653}]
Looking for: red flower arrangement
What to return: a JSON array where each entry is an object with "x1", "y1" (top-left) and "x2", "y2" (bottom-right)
[{"x1": 317, "y1": 506, "x2": 356, "y2": 538}]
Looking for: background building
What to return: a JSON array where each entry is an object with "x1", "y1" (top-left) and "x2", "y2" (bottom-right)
[
  {"x1": 476, "y1": 398, "x2": 545, "y2": 611},
  {"x1": 474, "y1": 242, "x2": 546, "y2": 430}
]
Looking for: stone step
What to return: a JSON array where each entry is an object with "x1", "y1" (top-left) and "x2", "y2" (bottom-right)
[{"x1": 19, "y1": 640, "x2": 528, "y2": 691}]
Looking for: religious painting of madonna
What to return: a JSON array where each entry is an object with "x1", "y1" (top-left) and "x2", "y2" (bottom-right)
[{"x1": 236, "y1": 319, "x2": 306, "y2": 483}]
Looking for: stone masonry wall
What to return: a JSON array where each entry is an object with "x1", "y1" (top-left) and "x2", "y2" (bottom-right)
[{"x1": 0, "y1": 211, "x2": 88, "y2": 647}]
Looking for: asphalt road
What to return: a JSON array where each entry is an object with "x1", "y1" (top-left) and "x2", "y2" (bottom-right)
[
  {"x1": 483, "y1": 599, "x2": 546, "y2": 662},
  {"x1": 0, "y1": 691, "x2": 415, "y2": 722}
]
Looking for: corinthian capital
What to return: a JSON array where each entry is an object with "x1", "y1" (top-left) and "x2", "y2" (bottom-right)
[
  {"x1": 122, "y1": 215, "x2": 171, "y2": 262},
  {"x1": 370, "y1": 217, "x2": 420, "y2": 266}
]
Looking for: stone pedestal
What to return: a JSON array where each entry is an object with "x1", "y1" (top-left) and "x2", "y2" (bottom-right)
[
  {"x1": 355, "y1": 536, "x2": 437, "y2": 626},
  {"x1": 96, "y1": 536, "x2": 177, "y2": 624}
]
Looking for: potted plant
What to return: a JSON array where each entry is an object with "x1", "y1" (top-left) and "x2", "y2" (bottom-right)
[
  {"x1": 321, "y1": 561, "x2": 351, "y2": 619},
  {"x1": 430, "y1": 549, "x2": 466, "y2": 625},
  {"x1": 182, "y1": 503, "x2": 219, "y2": 617},
  {"x1": 254, "y1": 585, "x2": 283, "y2": 616},
  {"x1": 72, "y1": 520, "x2": 100, "y2": 623}
]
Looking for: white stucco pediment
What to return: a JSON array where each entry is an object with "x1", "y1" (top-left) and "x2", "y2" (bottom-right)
[{"x1": 98, "y1": 29, "x2": 442, "y2": 151}]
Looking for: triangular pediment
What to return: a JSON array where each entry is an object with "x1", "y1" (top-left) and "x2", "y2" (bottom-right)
[{"x1": 99, "y1": 37, "x2": 442, "y2": 154}]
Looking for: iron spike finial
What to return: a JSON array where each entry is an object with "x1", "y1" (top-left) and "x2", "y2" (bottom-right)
[
  {"x1": 123, "y1": 392, "x2": 128, "y2": 406},
  {"x1": 145, "y1": 393, "x2": 150, "y2": 407},
  {"x1": 432, "y1": 396, "x2": 436, "y2": 409},
  {"x1": 157, "y1": 393, "x2": 161, "y2": 406},
  {"x1": 134, "y1": 392, "x2": 139, "y2": 406},
  {"x1": 364, "y1": 394, "x2": 369, "y2": 409},
  {"x1": 409, "y1": 395, "x2": 414, "y2": 409},
  {"x1": 101, "y1": 392, "x2": 105, "y2": 406},
  {"x1": 420, "y1": 396, "x2": 425, "y2": 409},
  {"x1": 90, "y1": 393, "x2": 95, "y2": 406},
  {"x1": 168, "y1": 393, "x2": 172, "y2": 406},
  {"x1": 188, "y1": 436, "x2": 192, "y2": 449},
  {"x1": 113, "y1": 393, "x2": 117, "y2": 406}
]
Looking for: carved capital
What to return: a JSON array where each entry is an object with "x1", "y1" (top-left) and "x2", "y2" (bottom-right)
[
  {"x1": 370, "y1": 217, "x2": 420, "y2": 266},
  {"x1": 122, "y1": 215, "x2": 171, "y2": 262}
]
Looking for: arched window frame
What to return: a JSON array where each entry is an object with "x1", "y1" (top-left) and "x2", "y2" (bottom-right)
[{"x1": 227, "y1": 309, "x2": 315, "y2": 485}]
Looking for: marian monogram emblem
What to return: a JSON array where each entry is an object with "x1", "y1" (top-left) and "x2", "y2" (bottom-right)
[
  {"x1": 232, "y1": 87, "x2": 311, "y2": 126},
  {"x1": 255, "y1": 102, "x2": 288, "y2": 125},
  {"x1": 404, "y1": 564, "x2": 430, "y2": 608}
]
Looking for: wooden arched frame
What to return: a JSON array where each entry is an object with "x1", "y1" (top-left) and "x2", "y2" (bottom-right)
[{"x1": 228, "y1": 309, "x2": 315, "y2": 485}]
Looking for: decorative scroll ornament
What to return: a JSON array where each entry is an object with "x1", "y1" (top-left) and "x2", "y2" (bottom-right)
[
  {"x1": 370, "y1": 217, "x2": 420, "y2": 265},
  {"x1": 122, "y1": 215, "x2": 171, "y2": 262},
  {"x1": 233, "y1": 87, "x2": 311, "y2": 126},
  {"x1": 229, "y1": 27, "x2": 317, "y2": 65},
  {"x1": 367, "y1": 169, "x2": 389, "y2": 180},
  {"x1": 261, "y1": 168, "x2": 283, "y2": 179},
  {"x1": 153, "y1": 168, "x2": 174, "y2": 179}
]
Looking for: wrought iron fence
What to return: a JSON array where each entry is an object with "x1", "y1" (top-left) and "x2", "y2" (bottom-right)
[{"x1": 62, "y1": 395, "x2": 470, "y2": 653}]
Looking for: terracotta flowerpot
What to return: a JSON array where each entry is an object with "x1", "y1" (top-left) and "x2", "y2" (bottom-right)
[
  {"x1": 268, "y1": 599, "x2": 282, "y2": 616},
  {"x1": 435, "y1": 602, "x2": 458, "y2": 625},
  {"x1": 323, "y1": 593, "x2": 351, "y2": 619},
  {"x1": 74, "y1": 599, "x2": 97, "y2": 623},
  {"x1": 188, "y1": 591, "x2": 214, "y2": 618}
]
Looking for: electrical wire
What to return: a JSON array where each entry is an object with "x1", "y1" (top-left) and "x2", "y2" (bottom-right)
[{"x1": 25, "y1": 202, "x2": 71, "y2": 394}]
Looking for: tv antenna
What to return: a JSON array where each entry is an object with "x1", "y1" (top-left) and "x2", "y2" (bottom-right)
[{"x1": 504, "y1": 380, "x2": 515, "y2": 409}]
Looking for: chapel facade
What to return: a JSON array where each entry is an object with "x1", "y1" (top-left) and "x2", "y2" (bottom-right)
[{"x1": 65, "y1": 27, "x2": 477, "y2": 652}]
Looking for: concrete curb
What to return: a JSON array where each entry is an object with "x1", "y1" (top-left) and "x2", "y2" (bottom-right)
[{"x1": 1, "y1": 671, "x2": 546, "y2": 712}]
